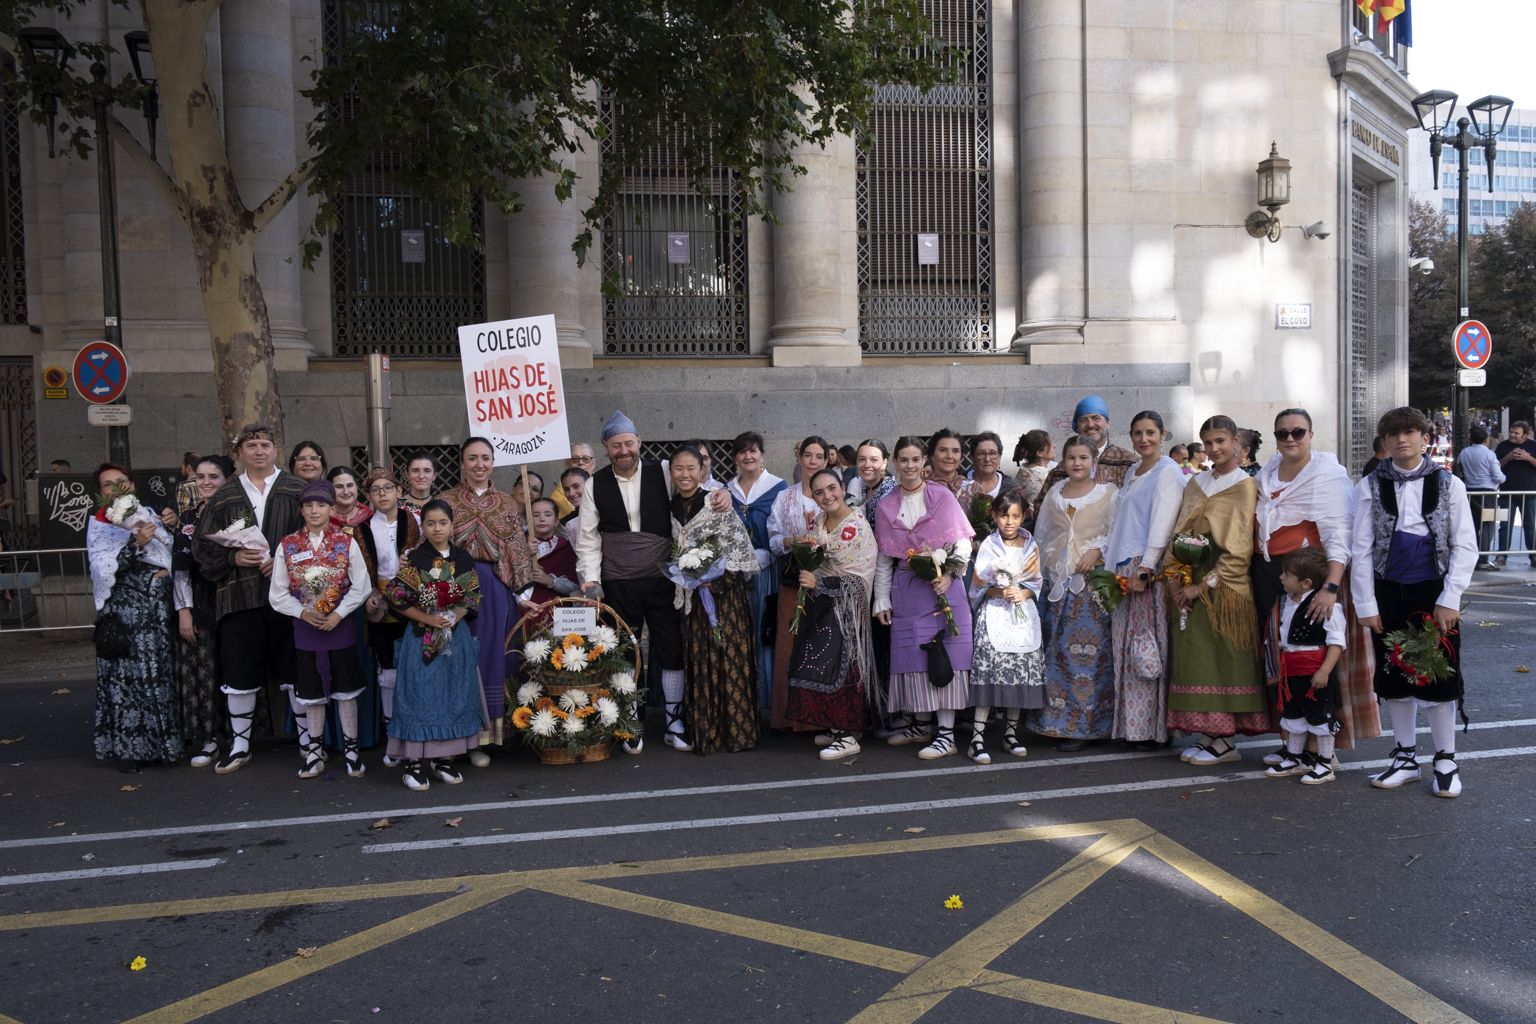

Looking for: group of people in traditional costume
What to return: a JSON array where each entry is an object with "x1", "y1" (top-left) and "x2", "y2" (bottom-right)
[{"x1": 83, "y1": 396, "x2": 1476, "y2": 800}]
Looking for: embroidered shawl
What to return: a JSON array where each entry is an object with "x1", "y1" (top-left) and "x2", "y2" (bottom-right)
[
  {"x1": 814, "y1": 508, "x2": 878, "y2": 590},
  {"x1": 438, "y1": 484, "x2": 534, "y2": 590},
  {"x1": 1164, "y1": 471, "x2": 1259, "y2": 652},
  {"x1": 1034, "y1": 482, "x2": 1115, "y2": 594},
  {"x1": 874, "y1": 482, "x2": 974, "y2": 560}
]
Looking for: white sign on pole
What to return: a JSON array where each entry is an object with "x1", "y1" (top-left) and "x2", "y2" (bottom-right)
[
  {"x1": 551, "y1": 605, "x2": 598, "y2": 637},
  {"x1": 1458, "y1": 368, "x2": 1487, "y2": 388},
  {"x1": 457, "y1": 314, "x2": 570, "y2": 467},
  {"x1": 87, "y1": 404, "x2": 132, "y2": 426}
]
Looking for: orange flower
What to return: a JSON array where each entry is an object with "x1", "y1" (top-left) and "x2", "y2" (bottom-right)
[
  {"x1": 590, "y1": 644, "x2": 606, "y2": 658},
  {"x1": 550, "y1": 707, "x2": 569, "y2": 720},
  {"x1": 592, "y1": 688, "x2": 610, "y2": 700},
  {"x1": 574, "y1": 705, "x2": 598, "y2": 718},
  {"x1": 550, "y1": 649, "x2": 565, "y2": 670},
  {"x1": 510, "y1": 707, "x2": 533, "y2": 729},
  {"x1": 535, "y1": 696, "x2": 555, "y2": 711},
  {"x1": 562, "y1": 633, "x2": 584, "y2": 648},
  {"x1": 614, "y1": 730, "x2": 636, "y2": 741}
]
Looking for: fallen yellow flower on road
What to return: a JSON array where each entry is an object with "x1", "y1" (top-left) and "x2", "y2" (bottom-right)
[
  {"x1": 944, "y1": 895, "x2": 964, "y2": 910},
  {"x1": 129, "y1": 956, "x2": 147, "y2": 972}
]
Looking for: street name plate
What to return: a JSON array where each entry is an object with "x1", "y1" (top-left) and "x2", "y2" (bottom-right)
[
  {"x1": 1275, "y1": 303, "x2": 1312, "y2": 329},
  {"x1": 87, "y1": 403, "x2": 132, "y2": 426}
]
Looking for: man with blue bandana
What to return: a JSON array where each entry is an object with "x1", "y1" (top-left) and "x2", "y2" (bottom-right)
[{"x1": 1037, "y1": 395, "x2": 1137, "y2": 510}]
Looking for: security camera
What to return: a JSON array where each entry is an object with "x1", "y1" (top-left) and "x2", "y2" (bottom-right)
[
  {"x1": 1301, "y1": 221, "x2": 1332, "y2": 240},
  {"x1": 1409, "y1": 257, "x2": 1435, "y2": 275}
]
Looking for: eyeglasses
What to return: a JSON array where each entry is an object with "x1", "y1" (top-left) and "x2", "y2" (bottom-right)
[
  {"x1": 974, "y1": 450, "x2": 1001, "y2": 459},
  {"x1": 368, "y1": 484, "x2": 396, "y2": 494},
  {"x1": 570, "y1": 456, "x2": 595, "y2": 464},
  {"x1": 1273, "y1": 428, "x2": 1309, "y2": 442}
]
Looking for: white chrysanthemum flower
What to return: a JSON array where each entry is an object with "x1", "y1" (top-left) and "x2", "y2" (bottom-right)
[
  {"x1": 515, "y1": 682, "x2": 542, "y2": 707},
  {"x1": 529, "y1": 708, "x2": 558, "y2": 737},
  {"x1": 557, "y1": 688, "x2": 590, "y2": 711},
  {"x1": 595, "y1": 697, "x2": 620, "y2": 727},
  {"x1": 562, "y1": 647, "x2": 588, "y2": 671},
  {"x1": 107, "y1": 494, "x2": 139, "y2": 524},
  {"x1": 608, "y1": 672, "x2": 636, "y2": 694},
  {"x1": 562, "y1": 714, "x2": 586, "y2": 735},
  {"x1": 524, "y1": 638, "x2": 552, "y2": 664},
  {"x1": 593, "y1": 625, "x2": 620, "y2": 650},
  {"x1": 678, "y1": 551, "x2": 702, "y2": 571}
]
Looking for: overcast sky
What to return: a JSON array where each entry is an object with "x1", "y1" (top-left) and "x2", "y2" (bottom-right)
[{"x1": 1406, "y1": 2, "x2": 1534, "y2": 115}]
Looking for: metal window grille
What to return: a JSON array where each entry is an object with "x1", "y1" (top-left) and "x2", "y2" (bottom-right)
[
  {"x1": 0, "y1": 359, "x2": 37, "y2": 548},
  {"x1": 599, "y1": 101, "x2": 749, "y2": 356},
  {"x1": 350, "y1": 444, "x2": 463, "y2": 493},
  {"x1": 1347, "y1": 179, "x2": 1377, "y2": 471},
  {"x1": 0, "y1": 75, "x2": 26, "y2": 326},
  {"x1": 323, "y1": 1, "x2": 486, "y2": 358},
  {"x1": 638, "y1": 440, "x2": 736, "y2": 484},
  {"x1": 857, "y1": 0, "x2": 993, "y2": 355}
]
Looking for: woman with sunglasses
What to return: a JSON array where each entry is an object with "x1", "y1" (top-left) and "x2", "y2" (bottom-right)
[{"x1": 1253, "y1": 409, "x2": 1379, "y2": 759}]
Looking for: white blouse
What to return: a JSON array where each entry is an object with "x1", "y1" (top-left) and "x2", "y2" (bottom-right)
[
  {"x1": 1104, "y1": 456, "x2": 1184, "y2": 572},
  {"x1": 767, "y1": 485, "x2": 822, "y2": 557}
]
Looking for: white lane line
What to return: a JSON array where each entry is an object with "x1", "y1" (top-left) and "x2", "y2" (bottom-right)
[
  {"x1": 0, "y1": 858, "x2": 223, "y2": 887},
  {"x1": 362, "y1": 744, "x2": 1536, "y2": 854},
  {"x1": 4, "y1": 718, "x2": 1534, "y2": 852}
]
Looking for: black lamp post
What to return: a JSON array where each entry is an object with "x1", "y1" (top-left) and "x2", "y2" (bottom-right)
[
  {"x1": 1413, "y1": 88, "x2": 1513, "y2": 456},
  {"x1": 19, "y1": 27, "x2": 158, "y2": 468}
]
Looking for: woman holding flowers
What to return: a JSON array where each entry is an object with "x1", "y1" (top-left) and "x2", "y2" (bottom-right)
[
  {"x1": 440, "y1": 436, "x2": 535, "y2": 766},
  {"x1": 873, "y1": 436, "x2": 975, "y2": 759},
  {"x1": 89, "y1": 463, "x2": 182, "y2": 771},
  {"x1": 966, "y1": 489, "x2": 1045, "y2": 762},
  {"x1": 1103, "y1": 410, "x2": 1185, "y2": 748},
  {"x1": 670, "y1": 445, "x2": 761, "y2": 754},
  {"x1": 360, "y1": 466, "x2": 421, "y2": 761},
  {"x1": 269, "y1": 479, "x2": 373, "y2": 778},
  {"x1": 727, "y1": 431, "x2": 787, "y2": 709},
  {"x1": 786, "y1": 468, "x2": 879, "y2": 760},
  {"x1": 1163, "y1": 416, "x2": 1269, "y2": 765},
  {"x1": 767, "y1": 435, "x2": 830, "y2": 730},
  {"x1": 385, "y1": 499, "x2": 487, "y2": 791},
  {"x1": 1028, "y1": 437, "x2": 1118, "y2": 750},
  {"x1": 855, "y1": 440, "x2": 898, "y2": 727},
  {"x1": 172, "y1": 455, "x2": 236, "y2": 768}
]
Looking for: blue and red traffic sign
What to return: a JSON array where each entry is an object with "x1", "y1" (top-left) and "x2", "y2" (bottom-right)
[
  {"x1": 72, "y1": 340, "x2": 130, "y2": 404},
  {"x1": 1453, "y1": 319, "x2": 1492, "y2": 370}
]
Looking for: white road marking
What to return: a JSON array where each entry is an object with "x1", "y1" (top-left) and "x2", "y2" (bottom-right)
[
  {"x1": 0, "y1": 858, "x2": 223, "y2": 887},
  {"x1": 2, "y1": 719, "x2": 1533, "y2": 852},
  {"x1": 362, "y1": 745, "x2": 1536, "y2": 854}
]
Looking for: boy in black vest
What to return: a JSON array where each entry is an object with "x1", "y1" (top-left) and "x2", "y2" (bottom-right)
[
  {"x1": 1352, "y1": 407, "x2": 1478, "y2": 798},
  {"x1": 1265, "y1": 547, "x2": 1345, "y2": 785}
]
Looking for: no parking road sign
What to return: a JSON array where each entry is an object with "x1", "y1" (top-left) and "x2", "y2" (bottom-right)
[
  {"x1": 72, "y1": 340, "x2": 130, "y2": 404},
  {"x1": 1453, "y1": 319, "x2": 1492, "y2": 370}
]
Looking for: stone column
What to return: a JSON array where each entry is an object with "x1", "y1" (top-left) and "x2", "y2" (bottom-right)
[
  {"x1": 767, "y1": 127, "x2": 860, "y2": 367},
  {"x1": 221, "y1": 0, "x2": 310, "y2": 368},
  {"x1": 1011, "y1": 0, "x2": 1087, "y2": 350},
  {"x1": 505, "y1": 150, "x2": 597, "y2": 370}
]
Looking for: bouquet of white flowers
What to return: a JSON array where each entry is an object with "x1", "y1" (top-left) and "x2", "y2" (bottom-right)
[
  {"x1": 203, "y1": 516, "x2": 270, "y2": 554},
  {"x1": 665, "y1": 535, "x2": 728, "y2": 645},
  {"x1": 100, "y1": 493, "x2": 172, "y2": 569}
]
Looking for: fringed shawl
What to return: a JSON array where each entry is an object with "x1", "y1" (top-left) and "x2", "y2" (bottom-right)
[
  {"x1": 814, "y1": 508, "x2": 878, "y2": 590},
  {"x1": 809, "y1": 508, "x2": 878, "y2": 704},
  {"x1": 438, "y1": 484, "x2": 534, "y2": 590},
  {"x1": 874, "y1": 482, "x2": 974, "y2": 559},
  {"x1": 1164, "y1": 471, "x2": 1259, "y2": 653}
]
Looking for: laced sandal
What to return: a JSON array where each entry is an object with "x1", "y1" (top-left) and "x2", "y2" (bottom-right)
[
  {"x1": 1186, "y1": 739, "x2": 1240, "y2": 766},
  {"x1": 885, "y1": 715, "x2": 935, "y2": 747},
  {"x1": 296, "y1": 741, "x2": 325, "y2": 780},
  {"x1": 402, "y1": 761, "x2": 430, "y2": 791},
  {"x1": 663, "y1": 703, "x2": 694, "y2": 752},
  {"x1": 1431, "y1": 750, "x2": 1462, "y2": 798},
  {"x1": 343, "y1": 738, "x2": 366, "y2": 778},
  {"x1": 214, "y1": 713, "x2": 255, "y2": 775},
  {"x1": 1002, "y1": 725, "x2": 1028, "y2": 758},
  {"x1": 967, "y1": 734, "x2": 991, "y2": 765},
  {"x1": 1370, "y1": 745, "x2": 1421, "y2": 790},
  {"x1": 819, "y1": 733, "x2": 861, "y2": 761},
  {"x1": 918, "y1": 726, "x2": 957, "y2": 761},
  {"x1": 1261, "y1": 744, "x2": 1288, "y2": 767},
  {"x1": 1299, "y1": 753, "x2": 1336, "y2": 785},
  {"x1": 1265, "y1": 753, "x2": 1307, "y2": 777},
  {"x1": 431, "y1": 759, "x2": 464, "y2": 785},
  {"x1": 189, "y1": 742, "x2": 219, "y2": 769}
]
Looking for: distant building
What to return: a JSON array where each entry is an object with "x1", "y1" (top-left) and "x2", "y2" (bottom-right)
[{"x1": 1410, "y1": 108, "x2": 1536, "y2": 234}]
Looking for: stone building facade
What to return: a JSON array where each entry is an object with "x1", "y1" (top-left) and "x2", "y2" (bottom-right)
[{"x1": 0, "y1": 0, "x2": 1418, "y2": 516}]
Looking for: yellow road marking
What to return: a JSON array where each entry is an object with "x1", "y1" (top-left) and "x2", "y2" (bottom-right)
[
  {"x1": 969, "y1": 973, "x2": 1236, "y2": 1024},
  {"x1": 849, "y1": 828, "x2": 1151, "y2": 1024},
  {"x1": 117, "y1": 882, "x2": 524, "y2": 1024},
  {"x1": 1141, "y1": 834, "x2": 1479, "y2": 1024}
]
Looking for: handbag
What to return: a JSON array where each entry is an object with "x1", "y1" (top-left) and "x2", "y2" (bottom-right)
[
  {"x1": 93, "y1": 611, "x2": 134, "y2": 658},
  {"x1": 921, "y1": 628, "x2": 955, "y2": 688},
  {"x1": 786, "y1": 590, "x2": 844, "y2": 686}
]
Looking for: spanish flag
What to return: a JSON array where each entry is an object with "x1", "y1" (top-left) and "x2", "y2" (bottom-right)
[
  {"x1": 1376, "y1": 0, "x2": 1406, "y2": 31},
  {"x1": 1356, "y1": 0, "x2": 1376, "y2": 16}
]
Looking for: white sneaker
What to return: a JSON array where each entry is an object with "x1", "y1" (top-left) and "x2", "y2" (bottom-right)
[
  {"x1": 819, "y1": 734, "x2": 861, "y2": 761},
  {"x1": 917, "y1": 728, "x2": 957, "y2": 761},
  {"x1": 1186, "y1": 741, "x2": 1240, "y2": 766},
  {"x1": 467, "y1": 748, "x2": 491, "y2": 768},
  {"x1": 1431, "y1": 751, "x2": 1462, "y2": 798},
  {"x1": 663, "y1": 731, "x2": 694, "y2": 752},
  {"x1": 1370, "y1": 746, "x2": 1421, "y2": 790}
]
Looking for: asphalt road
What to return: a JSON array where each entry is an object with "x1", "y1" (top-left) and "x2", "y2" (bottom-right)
[{"x1": 1, "y1": 577, "x2": 1533, "y2": 1024}]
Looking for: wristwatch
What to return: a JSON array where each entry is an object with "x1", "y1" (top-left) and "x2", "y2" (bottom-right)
[{"x1": 1323, "y1": 582, "x2": 1340, "y2": 594}]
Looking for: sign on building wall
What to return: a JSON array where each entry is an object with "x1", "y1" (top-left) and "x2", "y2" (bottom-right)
[{"x1": 456, "y1": 314, "x2": 570, "y2": 467}]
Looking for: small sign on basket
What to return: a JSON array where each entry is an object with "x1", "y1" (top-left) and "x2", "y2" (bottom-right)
[{"x1": 551, "y1": 605, "x2": 597, "y2": 637}]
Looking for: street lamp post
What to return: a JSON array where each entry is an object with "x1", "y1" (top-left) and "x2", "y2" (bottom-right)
[
  {"x1": 19, "y1": 27, "x2": 158, "y2": 468},
  {"x1": 1412, "y1": 89, "x2": 1513, "y2": 455}
]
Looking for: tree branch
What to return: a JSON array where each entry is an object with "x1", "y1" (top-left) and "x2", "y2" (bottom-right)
[
  {"x1": 250, "y1": 158, "x2": 317, "y2": 233},
  {"x1": 109, "y1": 117, "x2": 188, "y2": 221}
]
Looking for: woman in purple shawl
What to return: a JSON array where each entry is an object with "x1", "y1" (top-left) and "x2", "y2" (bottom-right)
[{"x1": 873, "y1": 435, "x2": 975, "y2": 759}]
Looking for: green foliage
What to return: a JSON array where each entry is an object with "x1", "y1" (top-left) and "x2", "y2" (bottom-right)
[
  {"x1": 1408, "y1": 197, "x2": 1536, "y2": 420},
  {"x1": 302, "y1": 0, "x2": 953, "y2": 263}
]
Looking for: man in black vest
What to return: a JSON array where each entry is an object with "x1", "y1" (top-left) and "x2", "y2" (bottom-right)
[{"x1": 575, "y1": 411, "x2": 730, "y2": 752}]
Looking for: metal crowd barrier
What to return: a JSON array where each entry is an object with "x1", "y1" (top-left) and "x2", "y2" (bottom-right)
[
  {"x1": 0, "y1": 548, "x2": 92, "y2": 633},
  {"x1": 1464, "y1": 490, "x2": 1536, "y2": 560}
]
